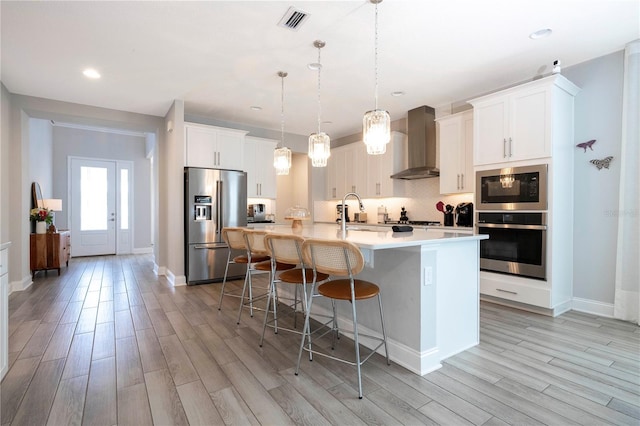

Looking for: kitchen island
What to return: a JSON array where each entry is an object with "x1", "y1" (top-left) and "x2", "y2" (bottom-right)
[{"x1": 259, "y1": 223, "x2": 487, "y2": 376}]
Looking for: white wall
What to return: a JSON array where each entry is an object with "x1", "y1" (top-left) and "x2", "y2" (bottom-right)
[
  {"x1": 564, "y1": 51, "x2": 624, "y2": 305},
  {"x1": 161, "y1": 100, "x2": 185, "y2": 284}
]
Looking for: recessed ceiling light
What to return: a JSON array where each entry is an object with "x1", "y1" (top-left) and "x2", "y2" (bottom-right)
[
  {"x1": 529, "y1": 28, "x2": 552, "y2": 39},
  {"x1": 308, "y1": 62, "x2": 322, "y2": 71},
  {"x1": 322, "y1": 121, "x2": 333, "y2": 125},
  {"x1": 82, "y1": 68, "x2": 101, "y2": 79},
  {"x1": 391, "y1": 91, "x2": 405, "y2": 97},
  {"x1": 250, "y1": 106, "x2": 262, "y2": 111}
]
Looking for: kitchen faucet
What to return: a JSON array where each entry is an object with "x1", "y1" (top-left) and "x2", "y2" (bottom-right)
[{"x1": 341, "y1": 192, "x2": 365, "y2": 235}]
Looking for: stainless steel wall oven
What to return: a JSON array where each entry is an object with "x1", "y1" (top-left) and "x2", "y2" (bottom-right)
[
  {"x1": 476, "y1": 212, "x2": 547, "y2": 280},
  {"x1": 476, "y1": 164, "x2": 547, "y2": 210}
]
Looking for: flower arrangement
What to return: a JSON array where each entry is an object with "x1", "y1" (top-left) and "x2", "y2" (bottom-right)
[{"x1": 30, "y1": 207, "x2": 53, "y2": 225}]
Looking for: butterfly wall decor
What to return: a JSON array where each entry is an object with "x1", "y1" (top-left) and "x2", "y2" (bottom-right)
[
  {"x1": 590, "y1": 156, "x2": 613, "y2": 170},
  {"x1": 576, "y1": 139, "x2": 596, "y2": 152}
]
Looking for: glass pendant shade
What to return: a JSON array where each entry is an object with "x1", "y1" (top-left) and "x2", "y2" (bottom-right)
[
  {"x1": 273, "y1": 146, "x2": 292, "y2": 175},
  {"x1": 363, "y1": 109, "x2": 391, "y2": 155},
  {"x1": 274, "y1": 70, "x2": 291, "y2": 175},
  {"x1": 308, "y1": 40, "x2": 330, "y2": 168},
  {"x1": 308, "y1": 132, "x2": 331, "y2": 167}
]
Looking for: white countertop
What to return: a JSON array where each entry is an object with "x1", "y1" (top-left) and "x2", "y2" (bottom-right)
[{"x1": 258, "y1": 223, "x2": 486, "y2": 250}]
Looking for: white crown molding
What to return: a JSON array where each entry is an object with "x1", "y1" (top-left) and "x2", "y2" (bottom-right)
[{"x1": 51, "y1": 121, "x2": 147, "y2": 138}]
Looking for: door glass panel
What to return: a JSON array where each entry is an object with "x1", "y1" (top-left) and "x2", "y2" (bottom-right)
[
  {"x1": 81, "y1": 166, "x2": 108, "y2": 230},
  {"x1": 120, "y1": 169, "x2": 129, "y2": 230}
]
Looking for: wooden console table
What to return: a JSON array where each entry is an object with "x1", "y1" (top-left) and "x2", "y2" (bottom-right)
[{"x1": 30, "y1": 230, "x2": 70, "y2": 277}]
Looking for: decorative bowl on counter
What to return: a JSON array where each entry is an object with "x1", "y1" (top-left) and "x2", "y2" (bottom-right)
[{"x1": 284, "y1": 205, "x2": 310, "y2": 231}]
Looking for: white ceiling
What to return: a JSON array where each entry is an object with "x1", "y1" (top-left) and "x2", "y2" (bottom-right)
[{"x1": 2, "y1": 0, "x2": 638, "y2": 139}]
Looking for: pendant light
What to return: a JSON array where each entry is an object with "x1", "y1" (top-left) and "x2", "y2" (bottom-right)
[
  {"x1": 362, "y1": 0, "x2": 390, "y2": 155},
  {"x1": 274, "y1": 71, "x2": 292, "y2": 175},
  {"x1": 308, "y1": 40, "x2": 331, "y2": 167}
]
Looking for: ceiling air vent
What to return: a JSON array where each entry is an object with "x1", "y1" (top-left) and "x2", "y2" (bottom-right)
[{"x1": 278, "y1": 7, "x2": 309, "y2": 31}]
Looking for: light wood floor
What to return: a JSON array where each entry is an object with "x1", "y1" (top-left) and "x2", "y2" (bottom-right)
[{"x1": 2, "y1": 254, "x2": 639, "y2": 426}]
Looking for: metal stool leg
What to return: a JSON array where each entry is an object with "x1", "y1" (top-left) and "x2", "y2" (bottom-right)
[
  {"x1": 351, "y1": 293, "x2": 363, "y2": 399},
  {"x1": 218, "y1": 250, "x2": 233, "y2": 310},
  {"x1": 378, "y1": 294, "x2": 390, "y2": 365},
  {"x1": 236, "y1": 267, "x2": 251, "y2": 324},
  {"x1": 295, "y1": 280, "x2": 318, "y2": 373},
  {"x1": 260, "y1": 266, "x2": 276, "y2": 347}
]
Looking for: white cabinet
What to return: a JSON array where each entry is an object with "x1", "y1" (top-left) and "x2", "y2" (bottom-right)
[
  {"x1": 185, "y1": 123, "x2": 247, "y2": 170},
  {"x1": 1, "y1": 243, "x2": 10, "y2": 380},
  {"x1": 326, "y1": 143, "x2": 369, "y2": 200},
  {"x1": 325, "y1": 131, "x2": 407, "y2": 200},
  {"x1": 366, "y1": 131, "x2": 407, "y2": 198},
  {"x1": 344, "y1": 143, "x2": 367, "y2": 195},
  {"x1": 325, "y1": 151, "x2": 340, "y2": 200},
  {"x1": 437, "y1": 110, "x2": 474, "y2": 194},
  {"x1": 470, "y1": 75, "x2": 579, "y2": 166},
  {"x1": 473, "y1": 75, "x2": 580, "y2": 314},
  {"x1": 244, "y1": 136, "x2": 277, "y2": 199}
]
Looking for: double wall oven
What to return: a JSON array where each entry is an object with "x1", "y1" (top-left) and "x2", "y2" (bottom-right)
[{"x1": 476, "y1": 165, "x2": 548, "y2": 280}]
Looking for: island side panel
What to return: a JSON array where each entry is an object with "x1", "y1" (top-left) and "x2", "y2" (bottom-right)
[
  {"x1": 358, "y1": 246, "x2": 441, "y2": 375},
  {"x1": 434, "y1": 239, "x2": 480, "y2": 360}
]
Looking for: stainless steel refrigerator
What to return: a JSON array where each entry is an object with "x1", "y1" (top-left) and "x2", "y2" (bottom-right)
[{"x1": 184, "y1": 167, "x2": 247, "y2": 285}]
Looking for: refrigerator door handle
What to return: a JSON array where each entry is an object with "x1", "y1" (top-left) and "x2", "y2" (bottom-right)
[
  {"x1": 194, "y1": 243, "x2": 228, "y2": 249},
  {"x1": 216, "y1": 179, "x2": 223, "y2": 235}
]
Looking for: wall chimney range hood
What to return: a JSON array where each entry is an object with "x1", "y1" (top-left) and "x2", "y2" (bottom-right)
[{"x1": 391, "y1": 105, "x2": 439, "y2": 180}]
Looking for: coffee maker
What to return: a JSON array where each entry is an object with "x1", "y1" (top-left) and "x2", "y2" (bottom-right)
[{"x1": 455, "y1": 202, "x2": 473, "y2": 227}]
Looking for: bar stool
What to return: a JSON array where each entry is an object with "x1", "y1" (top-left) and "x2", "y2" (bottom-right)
[
  {"x1": 218, "y1": 227, "x2": 270, "y2": 315},
  {"x1": 237, "y1": 229, "x2": 295, "y2": 324},
  {"x1": 295, "y1": 238, "x2": 390, "y2": 399},
  {"x1": 259, "y1": 234, "x2": 330, "y2": 347}
]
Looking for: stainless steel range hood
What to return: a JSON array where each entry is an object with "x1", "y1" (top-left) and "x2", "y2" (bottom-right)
[{"x1": 390, "y1": 105, "x2": 439, "y2": 180}]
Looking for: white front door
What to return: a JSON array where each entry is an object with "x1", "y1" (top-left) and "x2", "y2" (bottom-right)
[{"x1": 70, "y1": 158, "x2": 117, "y2": 256}]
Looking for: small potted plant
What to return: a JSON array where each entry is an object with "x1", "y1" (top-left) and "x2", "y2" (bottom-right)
[{"x1": 30, "y1": 207, "x2": 53, "y2": 234}]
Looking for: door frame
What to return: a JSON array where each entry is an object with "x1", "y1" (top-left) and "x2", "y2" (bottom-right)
[{"x1": 67, "y1": 156, "x2": 134, "y2": 255}]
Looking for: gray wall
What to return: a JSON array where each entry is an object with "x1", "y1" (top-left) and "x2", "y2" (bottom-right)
[
  {"x1": 1, "y1": 84, "x2": 11, "y2": 244},
  {"x1": 29, "y1": 118, "x2": 53, "y2": 199},
  {"x1": 564, "y1": 51, "x2": 624, "y2": 304},
  {"x1": 50, "y1": 125, "x2": 152, "y2": 250}
]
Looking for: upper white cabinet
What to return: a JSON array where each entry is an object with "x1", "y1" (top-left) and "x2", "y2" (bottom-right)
[
  {"x1": 184, "y1": 123, "x2": 247, "y2": 170},
  {"x1": 244, "y1": 136, "x2": 277, "y2": 199},
  {"x1": 325, "y1": 148, "x2": 346, "y2": 200},
  {"x1": 366, "y1": 131, "x2": 407, "y2": 198},
  {"x1": 470, "y1": 75, "x2": 580, "y2": 166},
  {"x1": 437, "y1": 110, "x2": 473, "y2": 194},
  {"x1": 325, "y1": 131, "x2": 407, "y2": 200},
  {"x1": 344, "y1": 143, "x2": 367, "y2": 195},
  {"x1": 325, "y1": 144, "x2": 360, "y2": 200}
]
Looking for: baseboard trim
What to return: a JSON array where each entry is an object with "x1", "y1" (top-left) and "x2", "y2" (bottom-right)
[
  {"x1": 571, "y1": 297, "x2": 615, "y2": 318},
  {"x1": 9, "y1": 275, "x2": 33, "y2": 295},
  {"x1": 165, "y1": 268, "x2": 186, "y2": 287},
  {"x1": 132, "y1": 247, "x2": 154, "y2": 254}
]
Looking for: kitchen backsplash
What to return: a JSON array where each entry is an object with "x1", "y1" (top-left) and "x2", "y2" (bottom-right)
[{"x1": 314, "y1": 177, "x2": 474, "y2": 224}]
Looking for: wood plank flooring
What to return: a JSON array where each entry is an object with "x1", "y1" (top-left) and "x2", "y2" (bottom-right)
[{"x1": 2, "y1": 254, "x2": 638, "y2": 425}]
